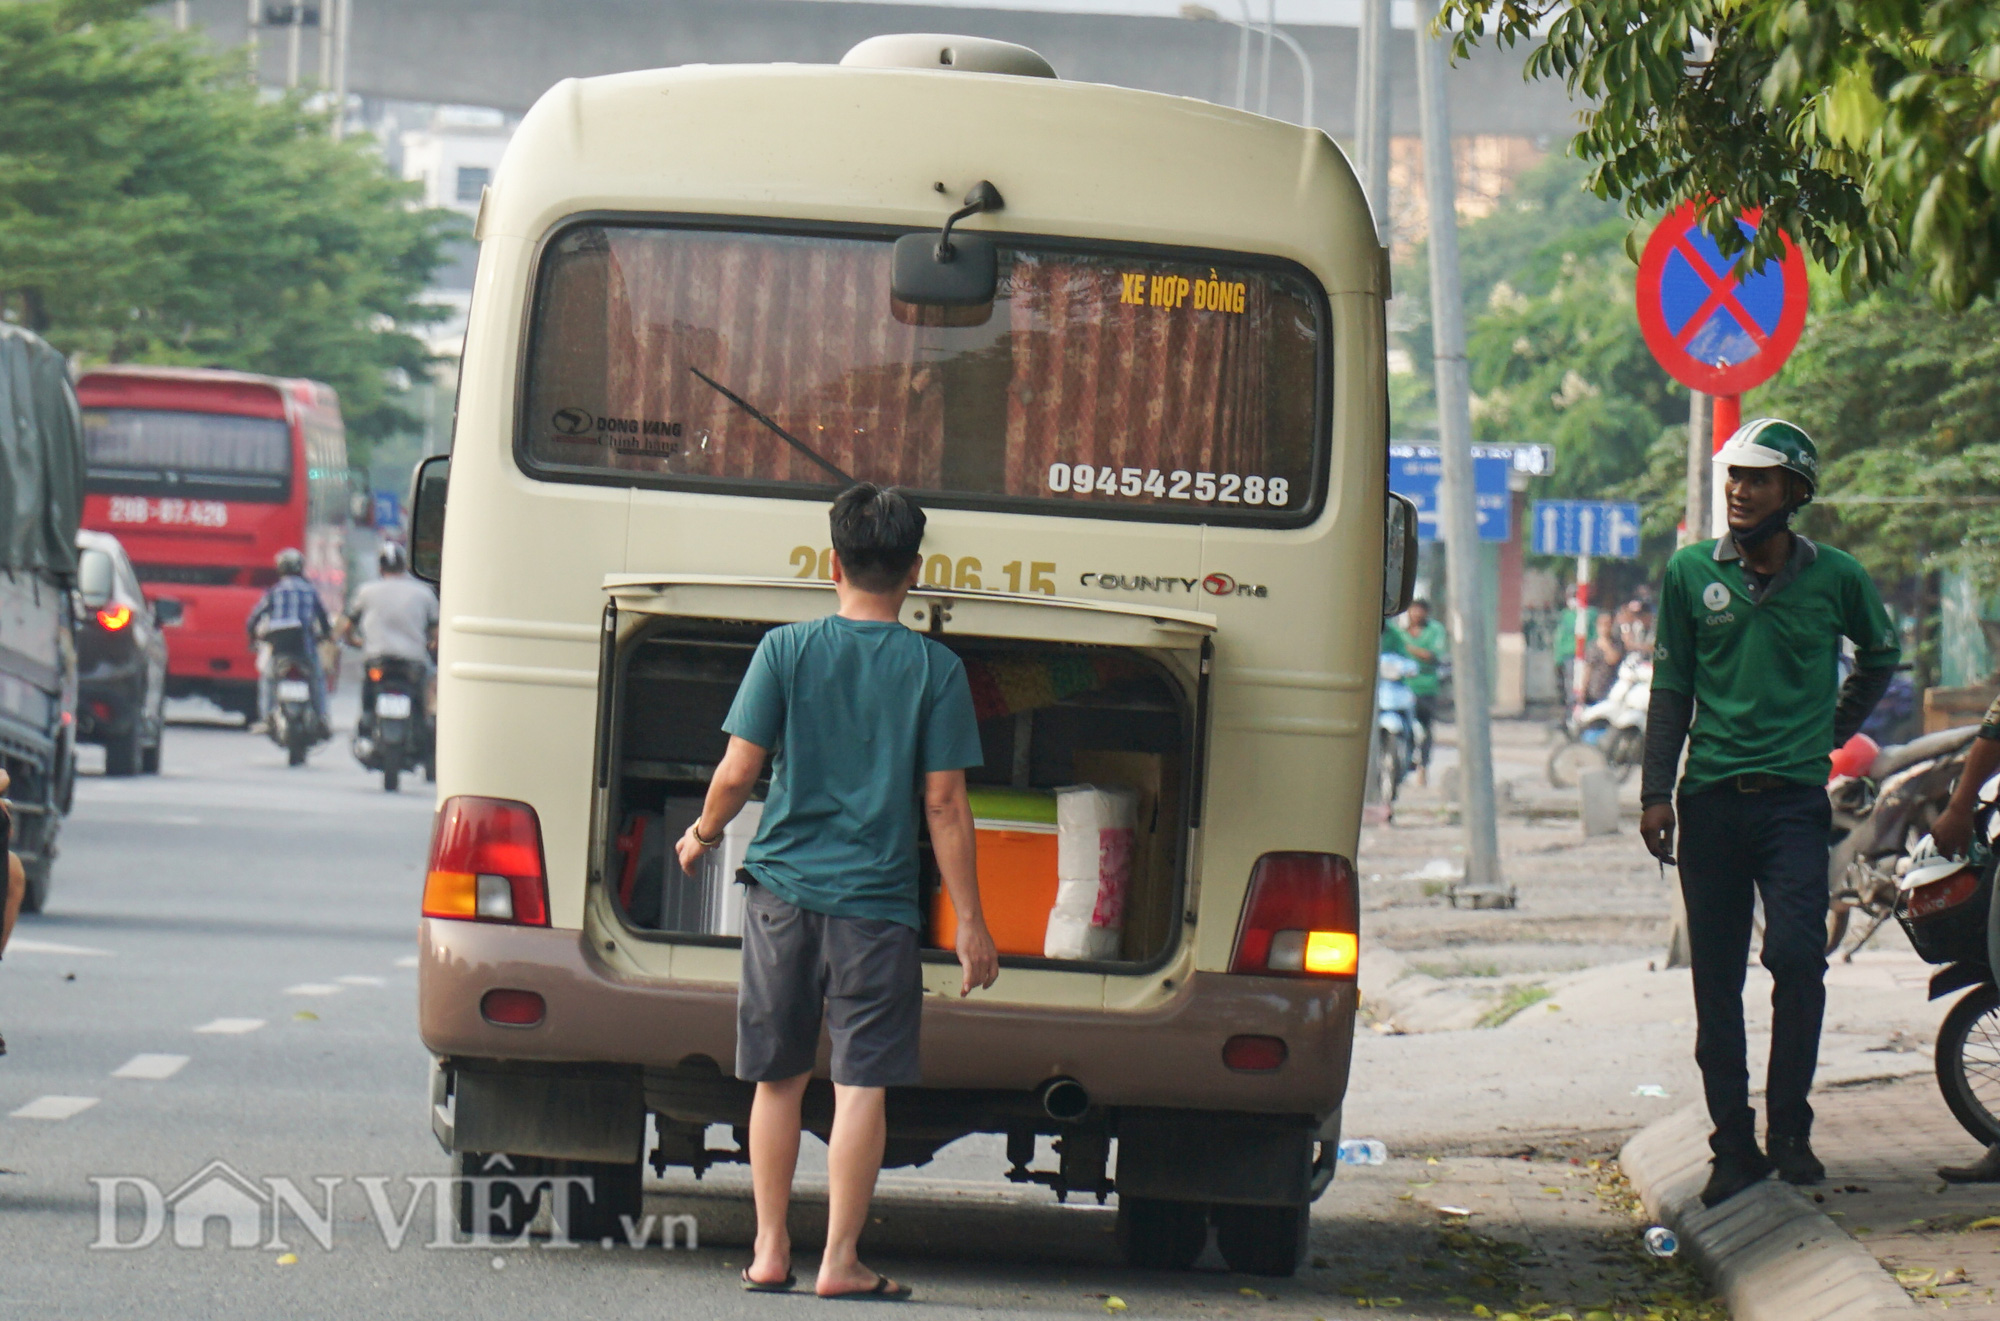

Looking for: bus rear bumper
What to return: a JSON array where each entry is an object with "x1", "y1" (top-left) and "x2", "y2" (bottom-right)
[{"x1": 418, "y1": 918, "x2": 1353, "y2": 1117}]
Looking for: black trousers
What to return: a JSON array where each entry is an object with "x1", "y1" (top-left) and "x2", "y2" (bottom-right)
[
  {"x1": 1678, "y1": 783, "x2": 1831, "y2": 1153},
  {"x1": 1412, "y1": 694, "x2": 1438, "y2": 768}
]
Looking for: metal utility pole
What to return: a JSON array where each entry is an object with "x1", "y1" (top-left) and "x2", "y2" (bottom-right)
[
  {"x1": 245, "y1": 0, "x2": 260, "y2": 82},
  {"x1": 332, "y1": 0, "x2": 351, "y2": 141},
  {"x1": 1353, "y1": 0, "x2": 1391, "y2": 236},
  {"x1": 174, "y1": 0, "x2": 188, "y2": 31},
  {"x1": 286, "y1": 4, "x2": 303, "y2": 88},
  {"x1": 1415, "y1": 0, "x2": 1507, "y2": 906},
  {"x1": 1681, "y1": 390, "x2": 1712, "y2": 547},
  {"x1": 319, "y1": 0, "x2": 335, "y2": 90},
  {"x1": 1232, "y1": 0, "x2": 1251, "y2": 108},
  {"x1": 1258, "y1": 0, "x2": 1275, "y2": 116}
]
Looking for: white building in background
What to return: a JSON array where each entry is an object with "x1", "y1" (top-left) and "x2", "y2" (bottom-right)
[
  {"x1": 400, "y1": 103, "x2": 509, "y2": 218},
  {"x1": 399, "y1": 104, "x2": 514, "y2": 360}
]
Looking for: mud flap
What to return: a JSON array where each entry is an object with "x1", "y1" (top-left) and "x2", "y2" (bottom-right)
[
  {"x1": 1116, "y1": 1108, "x2": 1314, "y2": 1206},
  {"x1": 442, "y1": 1062, "x2": 645, "y2": 1164}
]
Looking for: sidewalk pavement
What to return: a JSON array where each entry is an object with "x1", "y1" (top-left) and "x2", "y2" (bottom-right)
[
  {"x1": 1622, "y1": 1072, "x2": 2000, "y2": 1320},
  {"x1": 1815, "y1": 1074, "x2": 2000, "y2": 1316}
]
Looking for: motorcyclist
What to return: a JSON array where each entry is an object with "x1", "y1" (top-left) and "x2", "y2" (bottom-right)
[
  {"x1": 341, "y1": 541, "x2": 439, "y2": 727},
  {"x1": 1921, "y1": 695, "x2": 2000, "y2": 1183},
  {"x1": 1384, "y1": 598, "x2": 1447, "y2": 778},
  {"x1": 246, "y1": 547, "x2": 333, "y2": 732}
]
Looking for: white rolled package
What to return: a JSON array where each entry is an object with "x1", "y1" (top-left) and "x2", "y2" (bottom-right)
[{"x1": 1044, "y1": 785, "x2": 1139, "y2": 960}]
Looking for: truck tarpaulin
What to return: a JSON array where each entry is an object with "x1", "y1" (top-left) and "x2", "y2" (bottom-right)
[{"x1": 0, "y1": 324, "x2": 82, "y2": 579}]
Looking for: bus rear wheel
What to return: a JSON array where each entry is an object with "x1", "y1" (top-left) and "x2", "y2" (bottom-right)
[
  {"x1": 453, "y1": 1151, "x2": 544, "y2": 1239},
  {"x1": 1214, "y1": 1200, "x2": 1310, "y2": 1277},
  {"x1": 1117, "y1": 1196, "x2": 1208, "y2": 1270}
]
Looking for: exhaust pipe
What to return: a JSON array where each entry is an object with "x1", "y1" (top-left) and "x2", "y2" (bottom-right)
[{"x1": 1037, "y1": 1076, "x2": 1091, "y2": 1123}]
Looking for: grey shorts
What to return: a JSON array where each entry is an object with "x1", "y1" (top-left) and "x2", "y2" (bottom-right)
[{"x1": 736, "y1": 881, "x2": 923, "y2": 1089}]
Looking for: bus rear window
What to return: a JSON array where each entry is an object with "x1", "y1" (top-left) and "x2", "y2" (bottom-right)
[
  {"x1": 520, "y1": 225, "x2": 1325, "y2": 523},
  {"x1": 83, "y1": 409, "x2": 292, "y2": 503}
]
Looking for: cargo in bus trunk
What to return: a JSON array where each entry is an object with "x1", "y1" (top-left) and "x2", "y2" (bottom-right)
[{"x1": 603, "y1": 617, "x2": 1190, "y2": 967}]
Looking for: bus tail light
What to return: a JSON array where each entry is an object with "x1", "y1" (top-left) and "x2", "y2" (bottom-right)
[
  {"x1": 96, "y1": 604, "x2": 132, "y2": 631},
  {"x1": 1229, "y1": 852, "x2": 1358, "y2": 978},
  {"x1": 423, "y1": 797, "x2": 550, "y2": 927}
]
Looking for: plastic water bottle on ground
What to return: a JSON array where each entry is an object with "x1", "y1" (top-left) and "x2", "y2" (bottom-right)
[
  {"x1": 1643, "y1": 1226, "x2": 1678, "y2": 1257},
  {"x1": 1335, "y1": 1139, "x2": 1388, "y2": 1165}
]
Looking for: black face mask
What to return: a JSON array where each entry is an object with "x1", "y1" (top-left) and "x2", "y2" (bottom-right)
[{"x1": 1733, "y1": 503, "x2": 1795, "y2": 551}]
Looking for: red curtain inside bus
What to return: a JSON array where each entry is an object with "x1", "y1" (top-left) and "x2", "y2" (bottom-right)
[{"x1": 524, "y1": 226, "x2": 1319, "y2": 516}]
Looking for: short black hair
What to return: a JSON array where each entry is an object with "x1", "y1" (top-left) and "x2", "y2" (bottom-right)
[
  {"x1": 829, "y1": 484, "x2": 926, "y2": 593},
  {"x1": 1409, "y1": 598, "x2": 1431, "y2": 611}
]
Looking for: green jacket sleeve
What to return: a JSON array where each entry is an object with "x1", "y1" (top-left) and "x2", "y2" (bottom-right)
[
  {"x1": 1841, "y1": 558, "x2": 1901, "y2": 670},
  {"x1": 1652, "y1": 556, "x2": 1695, "y2": 696}
]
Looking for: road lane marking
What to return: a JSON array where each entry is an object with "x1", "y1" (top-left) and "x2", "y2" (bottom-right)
[
  {"x1": 336, "y1": 975, "x2": 385, "y2": 986},
  {"x1": 7, "y1": 939, "x2": 112, "y2": 957},
  {"x1": 284, "y1": 984, "x2": 342, "y2": 996},
  {"x1": 10, "y1": 1095, "x2": 100, "y2": 1121},
  {"x1": 111, "y1": 1054, "x2": 190, "y2": 1080},
  {"x1": 395, "y1": 956, "x2": 418, "y2": 968},
  {"x1": 193, "y1": 1018, "x2": 265, "y2": 1035}
]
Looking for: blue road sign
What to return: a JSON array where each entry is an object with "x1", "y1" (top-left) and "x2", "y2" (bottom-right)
[
  {"x1": 373, "y1": 490, "x2": 402, "y2": 532},
  {"x1": 1389, "y1": 453, "x2": 1511, "y2": 543},
  {"x1": 1530, "y1": 500, "x2": 1641, "y2": 558}
]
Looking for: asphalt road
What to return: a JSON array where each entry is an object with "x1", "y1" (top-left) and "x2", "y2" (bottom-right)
[{"x1": 0, "y1": 699, "x2": 1689, "y2": 1321}]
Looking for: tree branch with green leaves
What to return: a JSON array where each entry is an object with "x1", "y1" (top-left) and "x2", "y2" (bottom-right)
[{"x1": 1439, "y1": 0, "x2": 2000, "y2": 308}]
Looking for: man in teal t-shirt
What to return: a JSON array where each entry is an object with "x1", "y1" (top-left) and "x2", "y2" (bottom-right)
[
  {"x1": 676, "y1": 484, "x2": 998, "y2": 1301},
  {"x1": 1385, "y1": 598, "x2": 1448, "y2": 772},
  {"x1": 1638, "y1": 420, "x2": 1898, "y2": 1209}
]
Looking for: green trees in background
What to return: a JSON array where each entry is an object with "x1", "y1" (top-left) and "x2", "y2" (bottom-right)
[
  {"x1": 1394, "y1": 155, "x2": 1688, "y2": 566},
  {"x1": 1438, "y1": 0, "x2": 2000, "y2": 309},
  {"x1": 0, "y1": 0, "x2": 455, "y2": 457},
  {"x1": 1765, "y1": 281, "x2": 2000, "y2": 596}
]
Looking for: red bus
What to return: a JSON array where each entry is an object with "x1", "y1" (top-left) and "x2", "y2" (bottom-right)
[{"x1": 75, "y1": 367, "x2": 351, "y2": 722}]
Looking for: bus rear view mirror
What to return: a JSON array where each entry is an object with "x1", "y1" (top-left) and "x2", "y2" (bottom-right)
[
  {"x1": 1384, "y1": 492, "x2": 1419, "y2": 617},
  {"x1": 411, "y1": 455, "x2": 450, "y2": 585},
  {"x1": 892, "y1": 180, "x2": 1005, "y2": 307},
  {"x1": 76, "y1": 547, "x2": 114, "y2": 610}
]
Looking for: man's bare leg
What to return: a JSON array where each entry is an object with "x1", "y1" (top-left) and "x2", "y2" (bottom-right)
[
  {"x1": 748, "y1": 1072, "x2": 810, "y2": 1285},
  {"x1": 817, "y1": 1082, "x2": 895, "y2": 1296}
]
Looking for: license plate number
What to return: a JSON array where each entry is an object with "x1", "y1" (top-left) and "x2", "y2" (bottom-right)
[
  {"x1": 276, "y1": 680, "x2": 311, "y2": 702},
  {"x1": 376, "y1": 693, "x2": 412, "y2": 718}
]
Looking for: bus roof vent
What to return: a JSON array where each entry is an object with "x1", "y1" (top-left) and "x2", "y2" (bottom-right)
[{"x1": 840, "y1": 34, "x2": 1057, "y2": 79}]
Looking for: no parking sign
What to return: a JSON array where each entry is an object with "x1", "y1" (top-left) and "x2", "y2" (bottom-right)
[{"x1": 1636, "y1": 202, "x2": 1808, "y2": 396}]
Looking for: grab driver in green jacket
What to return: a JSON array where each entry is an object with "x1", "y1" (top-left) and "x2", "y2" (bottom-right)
[{"x1": 1640, "y1": 419, "x2": 1899, "y2": 1207}]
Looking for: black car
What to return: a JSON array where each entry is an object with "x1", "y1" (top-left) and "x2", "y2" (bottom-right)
[{"x1": 75, "y1": 530, "x2": 172, "y2": 776}]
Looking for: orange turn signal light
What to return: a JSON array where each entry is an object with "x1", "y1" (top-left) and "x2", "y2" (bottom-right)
[
  {"x1": 96, "y1": 604, "x2": 132, "y2": 631},
  {"x1": 1303, "y1": 930, "x2": 1359, "y2": 976}
]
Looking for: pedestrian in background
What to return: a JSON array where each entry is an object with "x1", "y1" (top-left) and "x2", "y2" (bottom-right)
[
  {"x1": 1385, "y1": 598, "x2": 1448, "y2": 780},
  {"x1": 676, "y1": 483, "x2": 999, "y2": 1299},
  {"x1": 1639, "y1": 420, "x2": 1899, "y2": 1207},
  {"x1": 1586, "y1": 611, "x2": 1625, "y2": 703}
]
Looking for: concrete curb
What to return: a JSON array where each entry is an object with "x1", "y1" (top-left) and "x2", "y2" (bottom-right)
[{"x1": 1620, "y1": 1103, "x2": 1919, "y2": 1321}]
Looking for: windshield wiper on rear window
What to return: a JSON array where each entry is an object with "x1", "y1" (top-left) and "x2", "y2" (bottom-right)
[{"x1": 688, "y1": 367, "x2": 855, "y2": 487}]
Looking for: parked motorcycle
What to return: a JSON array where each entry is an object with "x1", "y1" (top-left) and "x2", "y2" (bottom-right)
[
  {"x1": 1892, "y1": 788, "x2": 2000, "y2": 1146},
  {"x1": 261, "y1": 624, "x2": 322, "y2": 768},
  {"x1": 1373, "y1": 652, "x2": 1420, "y2": 809},
  {"x1": 1826, "y1": 725, "x2": 1979, "y2": 956},
  {"x1": 1547, "y1": 652, "x2": 1650, "y2": 788},
  {"x1": 353, "y1": 655, "x2": 433, "y2": 793}
]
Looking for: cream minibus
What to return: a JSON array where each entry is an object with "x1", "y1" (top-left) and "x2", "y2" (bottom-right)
[{"x1": 410, "y1": 34, "x2": 1415, "y2": 1277}]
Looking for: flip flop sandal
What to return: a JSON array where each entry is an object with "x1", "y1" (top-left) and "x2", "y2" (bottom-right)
[
  {"x1": 823, "y1": 1274, "x2": 912, "y2": 1302},
  {"x1": 741, "y1": 1268, "x2": 798, "y2": 1293}
]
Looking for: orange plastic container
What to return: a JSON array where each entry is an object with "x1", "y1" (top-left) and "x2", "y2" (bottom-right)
[{"x1": 932, "y1": 824, "x2": 1060, "y2": 955}]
